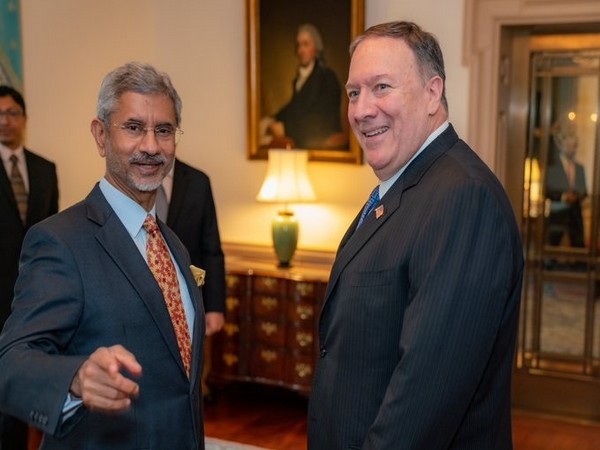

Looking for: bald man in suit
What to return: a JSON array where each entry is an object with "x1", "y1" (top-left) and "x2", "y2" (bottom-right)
[{"x1": 0, "y1": 85, "x2": 58, "y2": 450}]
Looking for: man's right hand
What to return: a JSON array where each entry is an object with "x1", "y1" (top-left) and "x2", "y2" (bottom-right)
[{"x1": 70, "y1": 345, "x2": 142, "y2": 413}]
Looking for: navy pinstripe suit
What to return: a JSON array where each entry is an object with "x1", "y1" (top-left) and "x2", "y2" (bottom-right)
[{"x1": 308, "y1": 124, "x2": 524, "y2": 449}]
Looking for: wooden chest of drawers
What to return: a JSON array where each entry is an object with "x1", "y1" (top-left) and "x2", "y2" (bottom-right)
[{"x1": 210, "y1": 257, "x2": 330, "y2": 394}]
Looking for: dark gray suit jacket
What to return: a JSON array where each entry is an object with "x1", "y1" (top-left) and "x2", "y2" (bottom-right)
[
  {"x1": 0, "y1": 184, "x2": 205, "y2": 449},
  {"x1": 308, "y1": 125, "x2": 524, "y2": 450},
  {"x1": 0, "y1": 149, "x2": 58, "y2": 329}
]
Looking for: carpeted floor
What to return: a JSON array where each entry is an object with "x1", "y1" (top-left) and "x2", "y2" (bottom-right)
[{"x1": 205, "y1": 437, "x2": 271, "y2": 450}]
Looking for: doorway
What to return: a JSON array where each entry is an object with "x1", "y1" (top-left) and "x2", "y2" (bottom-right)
[{"x1": 505, "y1": 29, "x2": 600, "y2": 421}]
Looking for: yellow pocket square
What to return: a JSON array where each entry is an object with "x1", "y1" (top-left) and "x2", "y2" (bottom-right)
[{"x1": 190, "y1": 265, "x2": 206, "y2": 286}]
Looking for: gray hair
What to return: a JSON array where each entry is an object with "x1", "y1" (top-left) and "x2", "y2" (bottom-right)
[
  {"x1": 96, "y1": 62, "x2": 182, "y2": 127},
  {"x1": 350, "y1": 21, "x2": 448, "y2": 113},
  {"x1": 298, "y1": 23, "x2": 324, "y2": 58}
]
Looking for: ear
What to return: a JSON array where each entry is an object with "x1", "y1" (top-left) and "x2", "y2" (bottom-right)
[
  {"x1": 90, "y1": 118, "x2": 107, "y2": 157},
  {"x1": 426, "y1": 76, "x2": 444, "y2": 115}
]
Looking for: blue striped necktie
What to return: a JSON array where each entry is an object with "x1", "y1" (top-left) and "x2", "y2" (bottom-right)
[{"x1": 357, "y1": 186, "x2": 380, "y2": 228}]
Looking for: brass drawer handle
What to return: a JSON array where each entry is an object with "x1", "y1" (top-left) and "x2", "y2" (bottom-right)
[
  {"x1": 261, "y1": 322, "x2": 278, "y2": 336},
  {"x1": 260, "y1": 296, "x2": 278, "y2": 310},
  {"x1": 226, "y1": 296, "x2": 240, "y2": 311},
  {"x1": 224, "y1": 323, "x2": 239, "y2": 337},
  {"x1": 261, "y1": 277, "x2": 277, "y2": 289},
  {"x1": 260, "y1": 350, "x2": 278, "y2": 363},
  {"x1": 296, "y1": 332, "x2": 313, "y2": 347},
  {"x1": 226, "y1": 275, "x2": 239, "y2": 289},
  {"x1": 295, "y1": 363, "x2": 312, "y2": 378},
  {"x1": 223, "y1": 353, "x2": 239, "y2": 367},
  {"x1": 295, "y1": 282, "x2": 314, "y2": 296},
  {"x1": 296, "y1": 305, "x2": 314, "y2": 320}
]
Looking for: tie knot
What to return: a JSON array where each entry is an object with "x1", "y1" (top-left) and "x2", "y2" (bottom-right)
[
  {"x1": 10, "y1": 154, "x2": 18, "y2": 165},
  {"x1": 143, "y1": 214, "x2": 159, "y2": 234}
]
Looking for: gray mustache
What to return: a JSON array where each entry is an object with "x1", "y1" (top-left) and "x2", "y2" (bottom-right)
[{"x1": 129, "y1": 153, "x2": 167, "y2": 164}]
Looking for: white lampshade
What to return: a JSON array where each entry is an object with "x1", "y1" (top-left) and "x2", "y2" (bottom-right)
[{"x1": 256, "y1": 149, "x2": 316, "y2": 203}]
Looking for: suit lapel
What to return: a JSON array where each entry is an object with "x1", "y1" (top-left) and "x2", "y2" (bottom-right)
[
  {"x1": 0, "y1": 158, "x2": 18, "y2": 214},
  {"x1": 323, "y1": 125, "x2": 460, "y2": 304},
  {"x1": 324, "y1": 184, "x2": 403, "y2": 302},
  {"x1": 86, "y1": 186, "x2": 198, "y2": 381}
]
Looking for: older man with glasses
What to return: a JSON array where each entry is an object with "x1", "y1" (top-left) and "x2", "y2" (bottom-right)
[{"x1": 0, "y1": 63, "x2": 206, "y2": 449}]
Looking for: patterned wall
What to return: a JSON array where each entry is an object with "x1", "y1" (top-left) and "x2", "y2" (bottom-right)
[{"x1": 0, "y1": 0, "x2": 22, "y2": 90}]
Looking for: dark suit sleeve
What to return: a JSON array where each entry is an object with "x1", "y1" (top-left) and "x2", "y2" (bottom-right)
[
  {"x1": 0, "y1": 224, "x2": 88, "y2": 436},
  {"x1": 195, "y1": 180, "x2": 225, "y2": 314},
  {"x1": 363, "y1": 180, "x2": 522, "y2": 448}
]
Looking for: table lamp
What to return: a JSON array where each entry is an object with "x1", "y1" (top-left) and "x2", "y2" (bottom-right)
[{"x1": 256, "y1": 148, "x2": 316, "y2": 267}]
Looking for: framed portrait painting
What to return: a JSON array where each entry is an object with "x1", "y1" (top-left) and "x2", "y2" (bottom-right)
[{"x1": 246, "y1": 0, "x2": 365, "y2": 163}]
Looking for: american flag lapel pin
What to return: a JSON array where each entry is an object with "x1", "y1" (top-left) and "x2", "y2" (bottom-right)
[{"x1": 375, "y1": 205, "x2": 385, "y2": 219}]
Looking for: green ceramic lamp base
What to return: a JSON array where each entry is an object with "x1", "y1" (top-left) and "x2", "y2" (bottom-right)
[{"x1": 272, "y1": 209, "x2": 299, "y2": 268}]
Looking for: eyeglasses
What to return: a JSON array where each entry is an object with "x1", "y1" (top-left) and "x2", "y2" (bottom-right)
[
  {"x1": 111, "y1": 122, "x2": 183, "y2": 144},
  {"x1": 0, "y1": 110, "x2": 24, "y2": 119}
]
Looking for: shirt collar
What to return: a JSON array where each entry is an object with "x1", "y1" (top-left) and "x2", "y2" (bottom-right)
[
  {"x1": 99, "y1": 177, "x2": 153, "y2": 239},
  {"x1": 298, "y1": 60, "x2": 315, "y2": 79},
  {"x1": 379, "y1": 121, "x2": 450, "y2": 198},
  {"x1": 0, "y1": 143, "x2": 24, "y2": 165}
]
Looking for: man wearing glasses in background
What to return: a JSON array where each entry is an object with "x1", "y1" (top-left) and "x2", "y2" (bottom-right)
[
  {"x1": 0, "y1": 85, "x2": 58, "y2": 450},
  {"x1": 0, "y1": 63, "x2": 206, "y2": 449}
]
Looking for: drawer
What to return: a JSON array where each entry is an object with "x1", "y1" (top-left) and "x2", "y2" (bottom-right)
[
  {"x1": 286, "y1": 352, "x2": 315, "y2": 389},
  {"x1": 253, "y1": 276, "x2": 285, "y2": 294},
  {"x1": 225, "y1": 294, "x2": 245, "y2": 321},
  {"x1": 286, "y1": 326, "x2": 315, "y2": 351},
  {"x1": 249, "y1": 346, "x2": 285, "y2": 381},
  {"x1": 253, "y1": 294, "x2": 284, "y2": 318},
  {"x1": 253, "y1": 318, "x2": 285, "y2": 347},
  {"x1": 287, "y1": 280, "x2": 319, "y2": 299},
  {"x1": 287, "y1": 300, "x2": 316, "y2": 324},
  {"x1": 211, "y1": 342, "x2": 242, "y2": 377}
]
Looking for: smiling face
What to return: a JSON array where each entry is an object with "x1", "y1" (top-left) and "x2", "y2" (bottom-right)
[
  {"x1": 346, "y1": 36, "x2": 446, "y2": 181},
  {"x1": 91, "y1": 91, "x2": 177, "y2": 210}
]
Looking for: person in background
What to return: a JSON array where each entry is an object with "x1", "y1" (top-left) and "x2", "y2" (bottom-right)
[
  {"x1": 0, "y1": 62, "x2": 206, "y2": 449},
  {"x1": 267, "y1": 23, "x2": 345, "y2": 149},
  {"x1": 0, "y1": 85, "x2": 58, "y2": 450},
  {"x1": 545, "y1": 115, "x2": 587, "y2": 248},
  {"x1": 155, "y1": 158, "x2": 225, "y2": 401},
  {"x1": 307, "y1": 21, "x2": 524, "y2": 449}
]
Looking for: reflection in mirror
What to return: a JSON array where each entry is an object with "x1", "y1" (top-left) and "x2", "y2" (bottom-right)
[
  {"x1": 542, "y1": 68, "x2": 597, "y2": 254},
  {"x1": 521, "y1": 51, "x2": 600, "y2": 372}
]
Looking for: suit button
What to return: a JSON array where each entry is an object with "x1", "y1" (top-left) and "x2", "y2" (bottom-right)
[{"x1": 319, "y1": 347, "x2": 327, "y2": 357}]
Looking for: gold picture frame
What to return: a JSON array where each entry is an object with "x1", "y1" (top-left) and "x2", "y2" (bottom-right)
[{"x1": 246, "y1": 0, "x2": 365, "y2": 163}]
